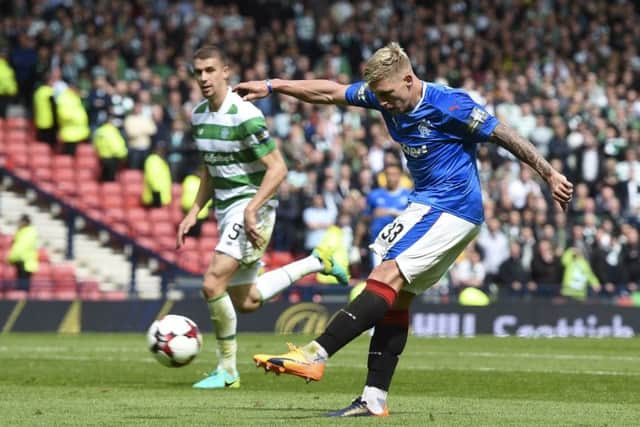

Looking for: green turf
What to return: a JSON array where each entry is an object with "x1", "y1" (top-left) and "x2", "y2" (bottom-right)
[{"x1": 0, "y1": 334, "x2": 639, "y2": 426}]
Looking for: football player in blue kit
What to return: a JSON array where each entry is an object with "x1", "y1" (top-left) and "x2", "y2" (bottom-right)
[{"x1": 235, "y1": 42, "x2": 573, "y2": 417}]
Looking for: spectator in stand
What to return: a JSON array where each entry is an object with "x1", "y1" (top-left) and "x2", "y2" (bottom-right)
[
  {"x1": 86, "y1": 74, "x2": 112, "y2": 131},
  {"x1": 303, "y1": 194, "x2": 337, "y2": 252},
  {"x1": 560, "y1": 246, "x2": 601, "y2": 301},
  {"x1": 530, "y1": 239, "x2": 563, "y2": 297},
  {"x1": 167, "y1": 118, "x2": 196, "y2": 182},
  {"x1": 476, "y1": 217, "x2": 510, "y2": 285},
  {"x1": 619, "y1": 225, "x2": 640, "y2": 294},
  {"x1": 0, "y1": 43, "x2": 17, "y2": 118},
  {"x1": 142, "y1": 143, "x2": 172, "y2": 208},
  {"x1": 272, "y1": 180, "x2": 304, "y2": 252},
  {"x1": 497, "y1": 241, "x2": 532, "y2": 299},
  {"x1": 33, "y1": 70, "x2": 57, "y2": 146},
  {"x1": 450, "y1": 246, "x2": 486, "y2": 291},
  {"x1": 9, "y1": 34, "x2": 37, "y2": 116},
  {"x1": 93, "y1": 115, "x2": 128, "y2": 182},
  {"x1": 6, "y1": 215, "x2": 38, "y2": 291},
  {"x1": 56, "y1": 83, "x2": 90, "y2": 155},
  {"x1": 124, "y1": 100, "x2": 157, "y2": 170}
]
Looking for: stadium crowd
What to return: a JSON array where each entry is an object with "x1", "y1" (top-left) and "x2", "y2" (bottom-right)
[{"x1": 1, "y1": 0, "x2": 639, "y2": 301}]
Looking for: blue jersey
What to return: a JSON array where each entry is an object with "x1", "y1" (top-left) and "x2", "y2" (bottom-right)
[
  {"x1": 345, "y1": 81, "x2": 499, "y2": 224},
  {"x1": 365, "y1": 187, "x2": 411, "y2": 244}
]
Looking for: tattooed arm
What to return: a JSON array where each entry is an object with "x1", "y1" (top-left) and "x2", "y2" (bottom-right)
[{"x1": 489, "y1": 122, "x2": 574, "y2": 209}]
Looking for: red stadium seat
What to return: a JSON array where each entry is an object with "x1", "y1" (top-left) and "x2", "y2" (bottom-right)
[
  {"x1": 125, "y1": 207, "x2": 147, "y2": 224},
  {"x1": 76, "y1": 154, "x2": 99, "y2": 171},
  {"x1": 76, "y1": 144, "x2": 96, "y2": 159},
  {"x1": 4, "y1": 290, "x2": 27, "y2": 300},
  {"x1": 104, "y1": 207, "x2": 125, "y2": 224},
  {"x1": 101, "y1": 182, "x2": 122, "y2": 198},
  {"x1": 53, "y1": 289, "x2": 77, "y2": 300},
  {"x1": 38, "y1": 248, "x2": 50, "y2": 263},
  {"x1": 75, "y1": 192, "x2": 101, "y2": 210},
  {"x1": 32, "y1": 167, "x2": 53, "y2": 183},
  {"x1": 5, "y1": 117, "x2": 29, "y2": 130},
  {"x1": 201, "y1": 222, "x2": 219, "y2": 238},
  {"x1": 31, "y1": 153, "x2": 52, "y2": 169},
  {"x1": 171, "y1": 183, "x2": 182, "y2": 200},
  {"x1": 52, "y1": 154, "x2": 74, "y2": 170},
  {"x1": 199, "y1": 237, "x2": 218, "y2": 253},
  {"x1": 29, "y1": 143, "x2": 52, "y2": 157},
  {"x1": 123, "y1": 193, "x2": 142, "y2": 209},
  {"x1": 160, "y1": 250, "x2": 177, "y2": 263},
  {"x1": 152, "y1": 221, "x2": 175, "y2": 237},
  {"x1": 52, "y1": 167, "x2": 75, "y2": 183},
  {"x1": 101, "y1": 194, "x2": 123, "y2": 209},
  {"x1": 119, "y1": 169, "x2": 143, "y2": 186},
  {"x1": 111, "y1": 222, "x2": 129, "y2": 236},
  {"x1": 130, "y1": 221, "x2": 152, "y2": 237},
  {"x1": 76, "y1": 181, "x2": 100, "y2": 197},
  {"x1": 136, "y1": 237, "x2": 158, "y2": 252},
  {"x1": 149, "y1": 208, "x2": 171, "y2": 223},
  {"x1": 101, "y1": 291, "x2": 128, "y2": 301},
  {"x1": 78, "y1": 281, "x2": 101, "y2": 300},
  {"x1": 76, "y1": 167, "x2": 97, "y2": 182},
  {"x1": 157, "y1": 236, "x2": 177, "y2": 251}
]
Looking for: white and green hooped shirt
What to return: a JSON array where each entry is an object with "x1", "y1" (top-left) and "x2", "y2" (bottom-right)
[{"x1": 191, "y1": 88, "x2": 277, "y2": 217}]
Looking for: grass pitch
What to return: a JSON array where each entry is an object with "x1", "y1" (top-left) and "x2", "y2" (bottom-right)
[{"x1": 0, "y1": 333, "x2": 639, "y2": 426}]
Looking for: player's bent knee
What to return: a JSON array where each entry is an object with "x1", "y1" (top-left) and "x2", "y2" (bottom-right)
[{"x1": 369, "y1": 260, "x2": 406, "y2": 292}]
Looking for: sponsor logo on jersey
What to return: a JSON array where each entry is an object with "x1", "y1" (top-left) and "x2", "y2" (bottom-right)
[
  {"x1": 468, "y1": 107, "x2": 489, "y2": 132},
  {"x1": 203, "y1": 152, "x2": 234, "y2": 164},
  {"x1": 400, "y1": 143, "x2": 428, "y2": 158}
]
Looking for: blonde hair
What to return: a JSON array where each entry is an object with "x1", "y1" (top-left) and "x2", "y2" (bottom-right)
[{"x1": 363, "y1": 42, "x2": 411, "y2": 84}]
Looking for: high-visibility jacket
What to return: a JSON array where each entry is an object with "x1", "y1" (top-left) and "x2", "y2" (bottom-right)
[
  {"x1": 93, "y1": 122, "x2": 127, "y2": 159},
  {"x1": 57, "y1": 88, "x2": 90, "y2": 143},
  {"x1": 142, "y1": 153, "x2": 172, "y2": 206},
  {"x1": 181, "y1": 174, "x2": 211, "y2": 220},
  {"x1": 7, "y1": 225, "x2": 39, "y2": 273},
  {"x1": 33, "y1": 84, "x2": 55, "y2": 129},
  {"x1": 0, "y1": 58, "x2": 17, "y2": 96}
]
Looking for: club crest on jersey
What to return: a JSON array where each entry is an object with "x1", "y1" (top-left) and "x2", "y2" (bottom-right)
[
  {"x1": 400, "y1": 143, "x2": 428, "y2": 158},
  {"x1": 197, "y1": 127, "x2": 204, "y2": 135},
  {"x1": 220, "y1": 127, "x2": 230, "y2": 139},
  {"x1": 468, "y1": 107, "x2": 489, "y2": 132},
  {"x1": 417, "y1": 119, "x2": 432, "y2": 137}
]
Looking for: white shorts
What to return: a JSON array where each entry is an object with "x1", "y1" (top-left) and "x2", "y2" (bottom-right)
[
  {"x1": 215, "y1": 202, "x2": 276, "y2": 287},
  {"x1": 369, "y1": 203, "x2": 480, "y2": 295}
]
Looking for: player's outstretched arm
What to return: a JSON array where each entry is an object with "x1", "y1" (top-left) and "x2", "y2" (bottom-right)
[
  {"x1": 244, "y1": 149, "x2": 288, "y2": 249},
  {"x1": 234, "y1": 79, "x2": 349, "y2": 106},
  {"x1": 489, "y1": 122, "x2": 574, "y2": 210}
]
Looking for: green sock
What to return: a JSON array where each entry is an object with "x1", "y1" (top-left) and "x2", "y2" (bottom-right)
[{"x1": 207, "y1": 292, "x2": 238, "y2": 377}]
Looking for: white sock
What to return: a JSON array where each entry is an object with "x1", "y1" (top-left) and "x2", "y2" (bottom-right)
[
  {"x1": 302, "y1": 340, "x2": 328, "y2": 362},
  {"x1": 207, "y1": 292, "x2": 238, "y2": 377},
  {"x1": 256, "y1": 255, "x2": 324, "y2": 301},
  {"x1": 362, "y1": 386, "x2": 388, "y2": 414}
]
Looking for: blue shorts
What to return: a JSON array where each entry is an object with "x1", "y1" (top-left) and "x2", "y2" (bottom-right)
[{"x1": 369, "y1": 203, "x2": 480, "y2": 294}]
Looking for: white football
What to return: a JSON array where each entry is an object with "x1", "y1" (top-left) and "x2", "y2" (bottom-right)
[{"x1": 147, "y1": 314, "x2": 203, "y2": 367}]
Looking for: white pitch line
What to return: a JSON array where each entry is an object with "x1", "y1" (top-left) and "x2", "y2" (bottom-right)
[
  {"x1": 2, "y1": 353, "x2": 639, "y2": 377},
  {"x1": 2, "y1": 345, "x2": 640, "y2": 362}
]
